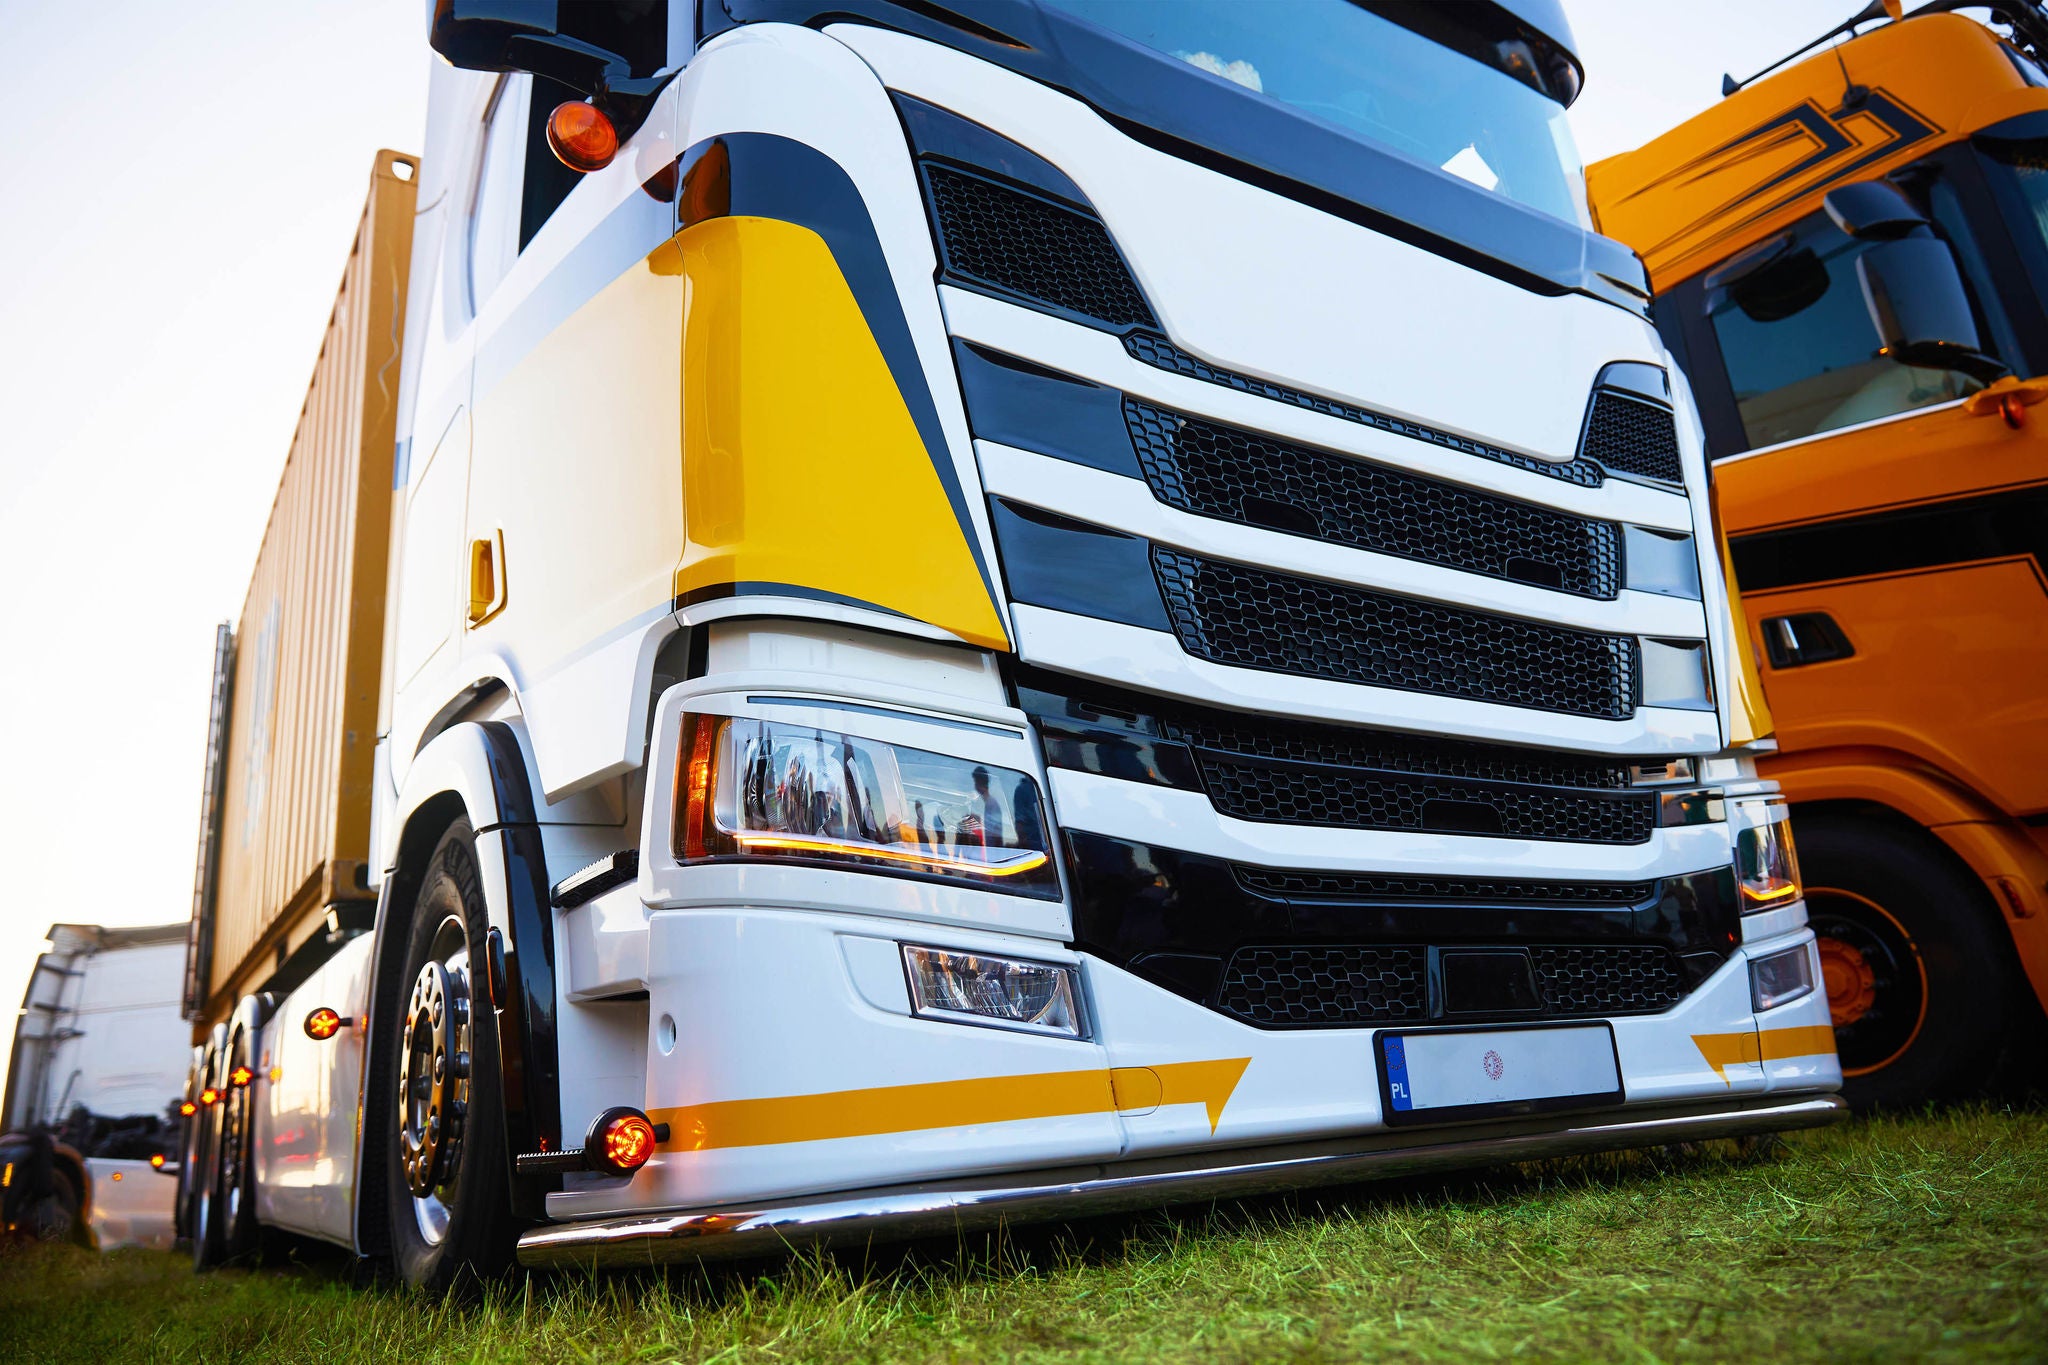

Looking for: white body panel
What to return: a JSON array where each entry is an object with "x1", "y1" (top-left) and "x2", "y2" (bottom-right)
[
  {"x1": 83, "y1": 1159, "x2": 176, "y2": 1251},
  {"x1": 253, "y1": 933, "x2": 376, "y2": 1247}
]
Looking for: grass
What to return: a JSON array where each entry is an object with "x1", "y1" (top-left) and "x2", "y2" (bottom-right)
[{"x1": 3, "y1": 1107, "x2": 2044, "y2": 1364}]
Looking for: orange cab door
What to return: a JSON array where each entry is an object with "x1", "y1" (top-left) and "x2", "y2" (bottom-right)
[{"x1": 1717, "y1": 398, "x2": 2048, "y2": 816}]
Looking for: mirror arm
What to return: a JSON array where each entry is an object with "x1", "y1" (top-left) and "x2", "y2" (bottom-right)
[{"x1": 500, "y1": 32, "x2": 669, "y2": 140}]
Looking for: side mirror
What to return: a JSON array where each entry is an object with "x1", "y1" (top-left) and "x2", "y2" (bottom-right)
[{"x1": 1854, "y1": 238, "x2": 2007, "y2": 381}]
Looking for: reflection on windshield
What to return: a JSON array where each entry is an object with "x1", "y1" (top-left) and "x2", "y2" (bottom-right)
[{"x1": 1039, "y1": 0, "x2": 1590, "y2": 227}]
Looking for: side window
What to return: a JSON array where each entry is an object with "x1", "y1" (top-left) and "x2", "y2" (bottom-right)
[
  {"x1": 469, "y1": 74, "x2": 529, "y2": 310},
  {"x1": 1705, "y1": 188, "x2": 1993, "y2": 451}
]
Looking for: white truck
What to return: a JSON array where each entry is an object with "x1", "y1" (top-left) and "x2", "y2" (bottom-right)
[
  {"x1": 179, "y1": 0, "x2": 1844, "y2": 1292},
  {"x1": 4, "y1": 922, "x2": 188, "y2": 1250}
]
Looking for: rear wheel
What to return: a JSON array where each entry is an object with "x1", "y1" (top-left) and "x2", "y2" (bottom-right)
[
  {"x1": 1798, "y1": 813, "x2": 2018, "y2": 1109},
  {"x1": 383, "y1": 822, "x2": 515, "y2": 1294},
  {"x1": 215, "y1": 1025, "x2": 265, "y2": 1261},
  {"x1": 190, "y1": 1066, "x2": 225, "y2": 1271}
]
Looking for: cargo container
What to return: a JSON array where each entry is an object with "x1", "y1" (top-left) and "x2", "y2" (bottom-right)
[
  {"x1": 178, "y1": 1, "x2": 1843, "y2": 1294},
  {"x1": 182, "y1": 153, "x2": 418, "y2": 1024}
]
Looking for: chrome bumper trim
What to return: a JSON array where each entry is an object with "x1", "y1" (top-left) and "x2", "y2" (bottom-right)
[{"x1": 517, "y1": 1093, "x2": 1845, "y2": 1268}]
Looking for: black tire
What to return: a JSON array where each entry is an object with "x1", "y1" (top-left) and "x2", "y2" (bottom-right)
[
  {"x1": 383, "y1": 821, "x2": 516, "y2": 1294},
  {"x1": 191, "y1": 1041, "x2": 227, "y2": 1272},
  {"x1": 215, "y1": 1025, "x2": 265, "y2": 1262},
  {"x1": 41, "y1": 1166, "x2": 81, "y2": 1244},
  {"x1": 1798, "y1": 812, "x2": 2020, "y2": 1110}
]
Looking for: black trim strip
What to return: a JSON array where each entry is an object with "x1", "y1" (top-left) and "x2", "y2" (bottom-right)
[
  {"x1": 1729, "y1": 485, "x2": 2048, "y2": 592},
  {"x1": 988, "y1": 499, "x2": 1170, "y2": 631}
]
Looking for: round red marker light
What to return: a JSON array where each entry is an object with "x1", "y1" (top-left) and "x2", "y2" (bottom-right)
[
  {"x1": 598, "y1": 1113, "x2": 657, "y2": 1173},
  {"x1": 546, "y1": 100, "x2": 618, "y2": 173},
  {"x1": 304, "y1": 1007, "x2": 342, "y2": 1040}
]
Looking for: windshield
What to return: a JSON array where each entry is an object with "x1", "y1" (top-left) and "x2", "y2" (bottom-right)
[{"x1": 1038, "y1": 0, "x2": 1591, "y2": 227}]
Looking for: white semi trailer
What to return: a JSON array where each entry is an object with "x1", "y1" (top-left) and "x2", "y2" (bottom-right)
[
  {"x1": 3, "y1": 922, "x2": 187, "y2": 1250},
  {"x1": 178, "y1": 0, "x2": 1844, "y2": 1294}
]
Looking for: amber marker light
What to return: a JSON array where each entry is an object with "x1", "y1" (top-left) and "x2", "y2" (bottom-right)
[
  {"x1": 304, "y1": 1007, "x2": 346, "y2": 1040},
  {"x1": 585, "y1": 1106, "x2": 665, "y2": 1176},
  {"x1": 179, "y1": 1101, "x2": 197, "y2": 1117},
  {"x1": 150, "y1": 1154, "x2": 166, "y2": 1169},
  {"x1": 199, "y1": 1088, "x2": 220, "y2": 1107},
  {"x1": 546, "y1": 100, "x2": 618, "y2": 173},
  {"x1": 229, "y1": 1065, "x2": 255, "y2": 1089}
]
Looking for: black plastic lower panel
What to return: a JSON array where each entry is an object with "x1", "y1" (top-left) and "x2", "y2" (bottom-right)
[{"x1": 1067, "y1": 830, "x2": 1740, "y2": 1030}]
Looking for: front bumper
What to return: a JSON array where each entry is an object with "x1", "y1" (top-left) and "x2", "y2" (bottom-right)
[{"x1": 518, "y1": 1092, "x2": 1844, "y2": 1268}]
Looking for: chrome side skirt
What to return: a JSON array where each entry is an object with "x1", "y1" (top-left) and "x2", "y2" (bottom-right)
[{"x1": 516, "y1": 1093, "x2": 1845, "y2": 1268}]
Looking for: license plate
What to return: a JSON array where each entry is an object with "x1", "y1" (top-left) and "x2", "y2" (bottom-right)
[{"x1": 1378, "y1": 1023, "x2": 1622, "y2": 1125}]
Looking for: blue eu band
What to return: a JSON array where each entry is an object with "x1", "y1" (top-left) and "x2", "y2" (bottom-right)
[{"x1": 1384, "y1": 1035, "x2": 1414, "y2": 1112}]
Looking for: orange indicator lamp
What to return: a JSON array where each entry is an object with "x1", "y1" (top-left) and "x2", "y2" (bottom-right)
[{"x1": 546, "y1": 101, "x2": 618, "y2": 173}]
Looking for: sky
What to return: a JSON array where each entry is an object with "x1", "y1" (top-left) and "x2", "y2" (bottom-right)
[{"x1": 0, "y1": 0, "x2": 1854, "y2": 1106}]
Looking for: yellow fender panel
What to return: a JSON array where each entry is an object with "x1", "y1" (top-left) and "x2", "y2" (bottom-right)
[{"x1": 673, "y1": 215, "x2": 1007, "y2": 651}]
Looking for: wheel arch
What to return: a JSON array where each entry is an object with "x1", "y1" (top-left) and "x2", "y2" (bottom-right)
[{"x1": 353, "y1": 720, "x2": 561, "y2": 1260}]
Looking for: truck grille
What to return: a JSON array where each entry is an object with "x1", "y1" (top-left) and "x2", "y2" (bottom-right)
[
  {"x1": 1123, "y1": 331, "x2": 1608, "y2": 487},
  {"x1": 1126, "y1": 400, "x2": 1621, "y2": 598},
  {"x1": 1218, "y1": 946, "x2": 1427, "y2": 1026},
  {"x1": 1152, "y1": 548, "x2": 1640, "y2": 719},
  {"x1": 1164, "y1": 711, "x2": 1633, "y2": 789},
  {"x1": 1195, "y1": 750, "x2": 1655, "y2": 843},
  {"x1": 1234, "y1": 869, "x2": 1656, "y2": 905},
  {"x1": 1216, "y1": 943, "x2": 1684, "y2": 1027},
  {"x1": 1582, "y1": 392, "x2": 1683, "y2": 484},
  {"x1": 923, "y1": 165, "x2": 1156, "y2": 330}
]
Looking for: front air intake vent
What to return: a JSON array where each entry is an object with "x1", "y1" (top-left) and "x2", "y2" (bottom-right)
[
  {"x1": 1235, "y1": 869, "x2": 1657, "y2": 905},
  {"x1": 1124, "y1": 332, "x2": 1608, "y2": 488},
  {"x1": 1126, "y1": 400, "x2": 1622, "y2": 598},
  {"x1": 1218, "y1": 946, "x2": 1428, "y2": 1027},
  {"x1": 922, "y1": 164, "x2": 1156, "y2": 331},
  {"x1": 1582, "y1": 391, "x2": 1684, "y2": 483},
  {"x1": 1151, "y1": 548, "x2": 1640, "y2": 719}
]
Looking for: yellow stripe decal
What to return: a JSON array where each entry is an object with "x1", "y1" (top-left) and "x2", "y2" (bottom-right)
[
  {"x1": 1691, "y1": 1024, "x2": 1838, "y2": 1082},
  {"x1": 651, "y1": 1058, "x2": 1252, "y2": 1152}
]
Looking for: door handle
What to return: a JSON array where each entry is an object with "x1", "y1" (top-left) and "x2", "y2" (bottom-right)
[{"x1": 468, "y1": 531, "x2": 507, "y2": 626}]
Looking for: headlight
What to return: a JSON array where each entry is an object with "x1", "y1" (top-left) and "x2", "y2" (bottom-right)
[
  {"x1": 674, "y1": 715, "x2": 1059, "y2": 898},
  {"x1": 903, "y1": 944, "x2": 1084, "y2": 1037},
  {"x1": 1732, "y1": 794, "x2": 1801, "y2": 912}
]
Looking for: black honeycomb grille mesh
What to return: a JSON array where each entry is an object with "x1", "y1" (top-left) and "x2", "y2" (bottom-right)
[
  {"x1": 1218, "y1": 946, "x2": 1427, "y2": 1026},
  {"x1": 1533, "y1": 945, "x2": 1685, "y2": 1013},
  {"x1": 1197, "y1": 757, "x2": 1654, "y2": 843},
  {"x1": 1217, "y1": 944, "x2": 1685, "y2": 1027},
  {"x1": 1164, "y1": 712, "x2": 1633, "y2": 789},
  {"x1": 1235, "y1": 868, "x2": 1657, "y2": 905},
  {"x1": 1152, "y1": 548, "x2": 1640, "y2": 719},
  {"x1": 923, "y1": 165, "x2": 1156, "y2": 330},
  {"x1": 1583, "y1": 392, "x2": 1684, "y2": 483},
  {"x1": 1126, "y1": 401, "x2": 1622, "y2": 599},
  {"x1": 1124, "y1": 332, "x2": 1606, "y2": 487}
]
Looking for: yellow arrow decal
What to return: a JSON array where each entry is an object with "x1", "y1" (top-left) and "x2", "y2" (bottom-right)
[
  {"x1": 651, "y1": 1058, "x2": 1252, "y2": 1152},
  {"x1": 1691, "y1": 1024, "x2": 1838, "y2": 1083}
]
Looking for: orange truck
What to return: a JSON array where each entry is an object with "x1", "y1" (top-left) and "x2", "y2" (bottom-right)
[{"x1": 1589, "y1": 0, "x2": 2048, "y2": 1106}]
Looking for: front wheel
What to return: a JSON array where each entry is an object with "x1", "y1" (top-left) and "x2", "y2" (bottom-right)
[
  {"x1": 383, "y1": 821, "x2": 516, "y2": 1294},
  {"x1": 1799, "y1": 813, "x2": 2019, "y2": 1110}
]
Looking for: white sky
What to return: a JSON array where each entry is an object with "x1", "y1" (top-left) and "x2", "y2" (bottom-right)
[{"x1": 0, "y1": 0, "x2": 1850, "y2": 1104}]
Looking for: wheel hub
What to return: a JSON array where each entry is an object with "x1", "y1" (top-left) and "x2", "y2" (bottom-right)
[
  {"x1": 398, "y1": 959, "x2": 471, "y2": 1199},
  {"x1": 1818, "y1": 934, "x2": 1878, "y2": 1027}
]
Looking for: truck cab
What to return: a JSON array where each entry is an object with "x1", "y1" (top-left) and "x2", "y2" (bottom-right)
[
  {"x1": 182, "y1": 0, "x2": 1843, "y2": 1290},
  {"x1": 1589, "y1": 4, "x2": 2048, "y2": 1107}
]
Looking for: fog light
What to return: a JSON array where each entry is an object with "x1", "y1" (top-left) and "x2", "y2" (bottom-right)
[
  {"x1": 1751, "y1": 943, "x2": 1816, "y2": 1011},
  {"x1": 903, "y1": 945, "x2": 1083, "y2": 1038}
]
